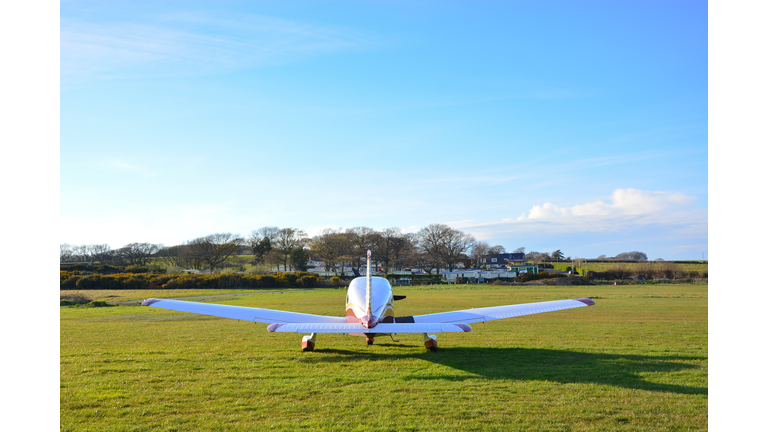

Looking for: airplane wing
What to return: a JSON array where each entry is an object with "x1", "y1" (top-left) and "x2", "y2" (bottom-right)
[
  {"x1": 141, "y1": 298, "x2": 347, "y2": 324},
  {"x1": 399, "y1": 298, "x2": 595, "y2": 324},
  {"x1": 267, "y1": 323, "x2": 471, "y2": 333}
]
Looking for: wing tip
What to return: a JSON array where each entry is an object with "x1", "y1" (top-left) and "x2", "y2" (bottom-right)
[
  {"x1": 142, "y1": 298, "x2": 161, "y2": 306},
  {"x1": 574, "y1": 298, "x2": 596, "y2": 306},
  {"x1": 267, "y1": 323, "x2": 282, "y2": 332}
]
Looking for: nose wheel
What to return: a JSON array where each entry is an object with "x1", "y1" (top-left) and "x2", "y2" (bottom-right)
[{"x1": 423, "y1": 333, "x2": 438, "y2": 351}]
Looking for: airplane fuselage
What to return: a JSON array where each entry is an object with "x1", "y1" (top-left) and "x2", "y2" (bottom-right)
[{"x1": 346, "y1": 276, "x2": 395, "y2": 330}]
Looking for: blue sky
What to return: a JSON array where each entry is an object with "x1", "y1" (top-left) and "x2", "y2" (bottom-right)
[{"x1": 60, "y1": 0, "x2": 708, "y2": 259}]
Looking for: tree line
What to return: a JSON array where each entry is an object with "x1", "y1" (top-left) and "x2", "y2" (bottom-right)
[
  {"x1": 61, "y1": 225, "x2": 647, "y2": 274},
  {"x1": 63, "y1": 224, "x2": 502, "y2": 274}
]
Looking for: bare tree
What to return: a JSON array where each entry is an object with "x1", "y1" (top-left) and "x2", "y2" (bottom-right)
[
  {"x1": 470, "y1": 241, "x2": 490, "y2": 268},
  {"x1": 185, "y1": 233, "x2": 244, "y2": 273},
  {"x1": 615, "y1": 251, "x2": 648, "y2": 261},
  {"x1": 273, "y1": 228, "x2": 308, "y2": 271},
  {"x1": 248, "y1": 227, "x2": 280, "y2": 265},
  {"x1": 369, "y1": 228, "x2": 413, "y2": 273},
  {"x1": 116, "y1": 243, "x2": 162, "y2": 266},
  {"x1": 310, "y1": 228, "x2": 352, "y2": 274},
  {"x1": 525, "y1": 251, "x2": 542, "y2": 263},
  {"x1": 347, "y1": 227, "x2": 377, "y2": 271},
  {"x1": 442, "y1": 229, "x2": 475, "y2": 271},
  {"x1": 416, "y1": 224, "x2": 452, "y2": 274},
  {"x1": 88, "y1": 244, "x2": 114, "y2": 264},
  {"x1": 488, "y1": 245, "x2": 506, "y2": 255},
  {"x1": 513, "y1": 247, "x2": 525, "y2": 254},
  {"x1": 157, "y1": 245, "x2": 186, "y2": 268},
  {"x1": 60, "y1": 244, "x2": 74, "y2": 263},
  {"x1": 385, "y1": 229, "x2": 415, "y2": 272}
]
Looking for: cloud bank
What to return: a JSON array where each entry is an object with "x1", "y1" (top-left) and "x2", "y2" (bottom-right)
[{"x1": 454, "y1": 188, "x2": 707, "y2": 239}]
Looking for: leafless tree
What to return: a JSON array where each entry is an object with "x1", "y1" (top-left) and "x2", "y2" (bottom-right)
[
  {"x1": 346, "y1": 226, "x2": 377, "y2": 271},
  {"x1": 186, "y1": 233, "x2": 244, "y2": 273},
  {"x1": 470, "y1": 241, "x2": 490, "y2": 267},
  {"x1": 273, "y1": 228, "x2": 308, "y2": 271},
  {"x1": 116, "y1": 243, "x2": 162, "y2": 266},
  {"x1": 513, "y1": 247, "x2": 525, "y2": 254},
  {"x1": 525, "y1": 251, "x2": 541, "y2": 262},
  {"x1": 157, "y1": 244, "x2": 206, "y2": 269},
  {"x1": 250, "y1": 226, "x2": 280, "y2": 245},
  {"x1": 60, "y1": 243, "x2": 115, "y2": 264},
  {"x1": 615, "y1": 251, "x2": 648, "y2": 261},
  {"x1": 60, "y1": 244, "x2": 74, "y2": 263},
  {"x1": 310, "y1": 228, "x2": 352, "y2": 274},
  {"x1": 368, "y1": 228, "x2": 415, "y2": 273},
  {"x1": 248, "y1": 226, "x2": 280, "y2": 265},
  {"x1": 416, "y1": 224, "x2": 452, "y2": 274},
  {"x1": 88, "y1": 244, "x2": 114, "y2": 264},
  {"x1": 442, "y1": 229, "x2": 475, "y2": 271},
  {"x1": 488, "y1": 245, "x2": 506, "y2": 255}
]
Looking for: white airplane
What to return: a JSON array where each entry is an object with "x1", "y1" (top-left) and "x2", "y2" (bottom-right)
[{"x1": 142, "y1": 250, "x2": 595, "y2": 351}]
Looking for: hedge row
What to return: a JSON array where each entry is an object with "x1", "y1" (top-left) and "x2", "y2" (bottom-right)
[
  {"x1": 514, "y1": 271, "x2": 567, "y2": 283},
  {"x1": 60, "y1": 271, "x2": 323, "y2": 290},
  {"x1": 59, "y1": 264, "x2": 154, "y2": 274}
]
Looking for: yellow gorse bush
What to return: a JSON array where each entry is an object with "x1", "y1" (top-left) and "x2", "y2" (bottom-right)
[{"x1": 60, "y1": 271, "x2": 322, "y2": 290}]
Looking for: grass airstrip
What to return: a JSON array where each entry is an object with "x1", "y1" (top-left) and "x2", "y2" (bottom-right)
[{"x1": 61, "y1": 284, "x2": 707, "y2": 431}]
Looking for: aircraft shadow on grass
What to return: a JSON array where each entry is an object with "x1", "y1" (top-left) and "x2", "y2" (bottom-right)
[{"x1": 309, "y1": 347, "x2": 707, "y2": 395}]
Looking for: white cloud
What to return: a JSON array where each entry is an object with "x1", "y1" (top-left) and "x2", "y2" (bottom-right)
[
  {"x1": 455, "y1": 188, "x2": 706, "y2": 238},
  {"x1": 523, "y1": 189, "x2": 697, "y2": 220}
]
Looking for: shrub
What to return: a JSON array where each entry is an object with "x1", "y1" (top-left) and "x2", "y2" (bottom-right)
[
  {"x1": 86, "y1": 301, "x2": 113, "y2": 308},
  {"x1": 60, "y1": 293, "x2": 92, "y2": 304},
  {"x1": 514, "y1": 271, "x2": 566, "y2": 283},
  {"x1": 124, "y1": 265, "x2": 150, "y2": 274},
  {"x1": 61, "y1": 275, "x2": 81, "y2": 290},
  {"x1": 246, "y1": 263, "x2": 272, "y2": 275},
  {"x1": 165, "y1": 265, "x2": 183, "y2": 275},
  {"x1": 296, "y1": 275, "x2": 312, "y2": 288},
  {"x1": 75, "y1": 275, "x2": 99, "y2": 290},
  {"x1": 257, "y1": 275, "x2": 277, "y2": 287}
]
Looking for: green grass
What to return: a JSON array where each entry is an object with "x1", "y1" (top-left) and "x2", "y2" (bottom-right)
[
  {"x1": 61, "y1": 284, "x2": 707, "y2": 431},
  {"x1": 60, "y1": 288, "x2": 315, "y2": 303},
  {"x1": 551, "y1": 262, "x2": 708, "y2": 276}
]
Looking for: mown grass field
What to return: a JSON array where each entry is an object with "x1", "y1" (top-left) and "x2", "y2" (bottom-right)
[
  {"x1": 60, "y1": 288, "x2": 310, "y2": 303},
  {"x1": 61, "y1": 284, "x2": 707, "y2": 431},
  {"x1": 553, "y1": 261, "x2": 708, "y2": 276}
]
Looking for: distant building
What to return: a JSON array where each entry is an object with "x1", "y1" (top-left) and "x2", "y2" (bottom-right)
[
  {"x1": 454, "y1": 259, "x2": 473, "y2": 269},
  {"x1": 482, "y1": 253, "x2": 525, "y2": 265}
]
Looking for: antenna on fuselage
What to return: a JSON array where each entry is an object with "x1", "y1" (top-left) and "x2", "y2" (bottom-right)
[{"x1": 366, "y1": 249, "x2": 372, "y2": 321}]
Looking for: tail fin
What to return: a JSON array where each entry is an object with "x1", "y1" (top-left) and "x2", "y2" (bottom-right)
[
  {"x1": 351, "y1": 266, "x2": 361, "y2": 277},
  {"x1": 366, "y1": 250, "x2": 372, "y2": 320}
]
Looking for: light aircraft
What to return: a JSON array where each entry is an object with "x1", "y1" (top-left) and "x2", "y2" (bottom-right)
[{"x1": 142, "y1": 250, "x2": 595, "y2": 351}]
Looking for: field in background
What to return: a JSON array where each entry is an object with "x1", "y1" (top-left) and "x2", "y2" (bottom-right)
[
  {"x1": 61, "y1": 284, "x2": 707, "y2": 431},
  {"x1": 60, "y1": 288, "x2": 315, "y2": 303},
  {"x1": 550, "y1": 261, "x2": 708, "y2": 277}
]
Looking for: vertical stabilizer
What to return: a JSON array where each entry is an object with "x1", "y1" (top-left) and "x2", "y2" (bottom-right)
[{"x1": 366, "y1": 250, "x2": 372, "y2": 320}]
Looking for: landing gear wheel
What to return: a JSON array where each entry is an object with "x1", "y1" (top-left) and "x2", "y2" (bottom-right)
[
  {"x1": 366, "y1": 336, "x2": 374, "y2": 346},
  {"x1": 302, "y1": 333, "x2": 317, "y2": 351},
  {"x1": 423, "y1": 333, "x2": 438, "y2": 351}
]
